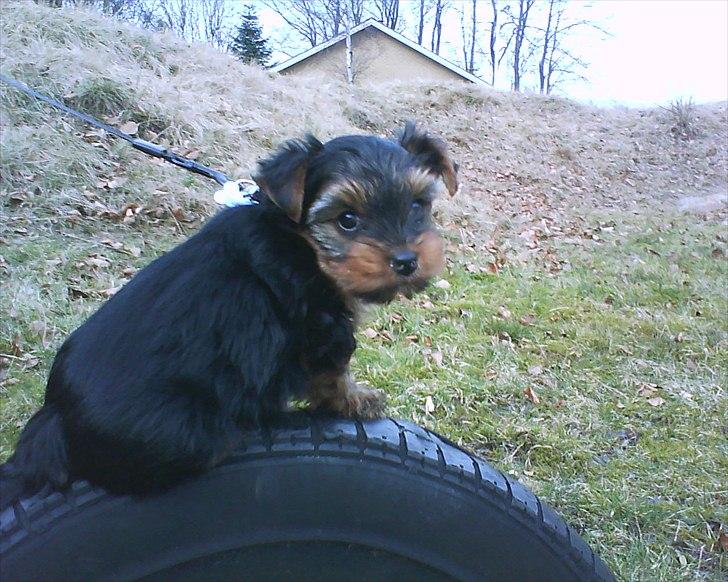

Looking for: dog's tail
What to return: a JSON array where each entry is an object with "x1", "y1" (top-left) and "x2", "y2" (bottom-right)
[{"x1": 0, "y1": 405, "x2": 69, "y2": 510}]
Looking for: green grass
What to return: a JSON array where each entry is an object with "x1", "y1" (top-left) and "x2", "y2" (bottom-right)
[{"x1": 1, "y1": 210, "x2": 726, "y2": 580}]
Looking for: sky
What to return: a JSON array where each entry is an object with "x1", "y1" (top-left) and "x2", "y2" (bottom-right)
[{"x1": 253, "y1": 0, "x2": 728, "y2": 108}]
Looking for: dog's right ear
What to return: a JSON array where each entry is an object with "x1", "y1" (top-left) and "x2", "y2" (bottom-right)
[{"x1": 253, "y1": 135, "x2": 323, "y2": 223}]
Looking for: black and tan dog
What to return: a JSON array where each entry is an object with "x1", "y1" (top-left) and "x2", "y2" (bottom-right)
[{"x1": 1, "y1": 122, "x2": 457, "y2": 501}]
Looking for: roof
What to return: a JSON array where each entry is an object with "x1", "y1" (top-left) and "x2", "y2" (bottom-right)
[{"x1": 271, "y1": 19, "x2": 484, "y2": 85}]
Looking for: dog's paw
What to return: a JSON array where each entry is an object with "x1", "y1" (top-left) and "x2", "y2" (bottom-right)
[
  {"x1": 340, "y1": 383, "x2": 388, "y2": 419},
  {"x1": 308, "y1": 383, "x2": 387, "y2": 419}
]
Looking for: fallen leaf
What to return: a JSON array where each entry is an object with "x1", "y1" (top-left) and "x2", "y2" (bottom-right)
[
  {"x1": 87, "y1": 257, "x2": 111, "y2": 269},
  {"x1": 405, "y1": 335, "x2": 418, "y2": 343},
  {"x1": 119, "y1": 121, "x2": 138, "y2": 135},
  {"x1": 22, "y1": 355, "x2": 40, "y2": 369},
  {"x1": 646, "y1": 396, "x2": 665, "y2": 407},
  {"x1": 99, "y1": 286, "x2": 122, "y2": 298},
  {"x1": 527, "y1": 365, "x2": 543, "y2": 376},
  {"x1": 523, "y1": 386, "x2": 540, "y2": 404},
  {"x1": 674, "y1": 332, "x2": 685, "y2": 342},
  {"x1": 430, "y1": 350, "x2": 444, "y2": 366},
  {"x1": 125, "y1": 245, "x2": 142, "y2": 258},
  {"x1": 10, "y1": 334, "x2": 23, "y2": 357},
  {"x1": 107, "y1": 177, "x2": 127, "y2": 189},
  {"x1": 362, "y1": 327, "x2": 378, "y2": 340},
  {"x1": 497, "y1": 305, "x2": 512, "y2": 319},
  {"x1": 29, "y1": 320, "x2": 46, "y2": 336},
  {"x1": 101, "y1": 238, "x2": 124, "y2": 250},
  {"x1": 637, "y1": 383, "x2": 659, "y2": 398},
  {"x1": 716, "y1": 532, "x2": 728, "y2": 553},
  {"x1": 486, "y1": 262, "x2": 499, "y2": 274},
  {"x1": 434, "y1": 279, "x2": 451, "y2": 289},
  {"x1": 425, "y1": 396, "x2": 435, "y2": 414},
  {"x1": 68, "y1": 287, "x2": 91, "y2": 299},
  {"x1": 519, "y1": 314, "x2": 536, "y2": 325},
  {"x1": 122, "y1": 267, "x2": 137, "y2": 277}
]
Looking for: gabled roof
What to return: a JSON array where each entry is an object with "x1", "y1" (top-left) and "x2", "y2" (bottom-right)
[{"x1": 271, "y1": 19, "x2": 484, "y2": 85}]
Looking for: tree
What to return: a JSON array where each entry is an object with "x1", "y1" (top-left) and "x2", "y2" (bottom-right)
[
  {"x1": 487, "y1": 0, "x2": 498, "y2": 86},
  {"x1": 263, "y1": 0, "x2": 364, "y2": 48},
  {"x1": 459, "y1": 0, "x2": 477, "y2": 74},
  {"x1": 416, "y1": 0, "x2": 428, "y2": 45},
  {"x1": 536, "y1": 0, "x2": 605, "y2": 94},
  {"x1": 430, "y1": 0, "x2": 445, "y2": 55},
  {"x1": 504, "y1": 0, "x2": 535, "y2": 91},
  {"x1": 373, "y1": 0, "x2": 400, "y2": 30},
  {"x1": 229, "y1": 6, "x2": 273, "y2": 66}
]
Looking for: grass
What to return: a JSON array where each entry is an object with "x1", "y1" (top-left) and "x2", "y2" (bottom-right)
[
  {"x1": 1, "y1": 1, "x2": 727, "y2": 580},
  {"x1": 2, "y1": 208, "x2": 725, "y2": 581}
]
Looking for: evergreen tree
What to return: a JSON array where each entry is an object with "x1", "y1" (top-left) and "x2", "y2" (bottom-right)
[{"x1": 229, "y1": 6, "x2": 272, "y2": 66}]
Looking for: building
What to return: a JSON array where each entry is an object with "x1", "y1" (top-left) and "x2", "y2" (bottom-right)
[{"x1": 271, "y1": 19, "x2": 482, "y2": 85}]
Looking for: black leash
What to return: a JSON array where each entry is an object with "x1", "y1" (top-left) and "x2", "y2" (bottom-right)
[{"x1": 0, "y1": 73, "x2": 230, "y2": 186}]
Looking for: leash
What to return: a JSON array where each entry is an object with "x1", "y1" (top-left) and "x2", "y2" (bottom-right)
[{"x1": 0, "y1": 73, "x2": 258, "y2": 206}]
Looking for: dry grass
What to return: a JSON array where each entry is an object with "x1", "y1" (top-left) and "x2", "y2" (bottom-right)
[{"x1": 1, "y1": 2, "x2": 727, "y2": 580}]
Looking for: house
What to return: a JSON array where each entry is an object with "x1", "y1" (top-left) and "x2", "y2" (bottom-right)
[{"x1": 271, "y1": 19, "x2": 482, "y2": 85}]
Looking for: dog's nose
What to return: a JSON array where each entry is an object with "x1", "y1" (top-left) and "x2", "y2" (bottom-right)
[{"x1": 391, "y1": 250, "x2": 418, "y2": 277}]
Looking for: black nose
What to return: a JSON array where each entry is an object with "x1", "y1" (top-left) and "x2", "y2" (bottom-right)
[{"x1": 391, "y1": 250, "x2": 418, "y2": 277}]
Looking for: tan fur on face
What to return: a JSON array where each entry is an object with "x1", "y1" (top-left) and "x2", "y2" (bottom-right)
[
  {"x1": 307, "y1": 178, "x2": 369, "y2": 220},
  {"x1": 314, "y1": 231, "x2": 445, "y2": 298},
  {"x1": 405, "y1": 168, "x2": 445, "y2": 198},
  {"x1": 318, "y1": 238, "x2": 397, "y2": 295},
  {"x1": 413, "y1": 230, "x2": 446, "y2": 279}
]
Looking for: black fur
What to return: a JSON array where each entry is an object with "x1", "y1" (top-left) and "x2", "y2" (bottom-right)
[
  {"x1": 2, "y1": 203, "x2": 353, "y2": 503},
  {"x1": 1, "y1": 124, "x2": 455, "y2": 508}
]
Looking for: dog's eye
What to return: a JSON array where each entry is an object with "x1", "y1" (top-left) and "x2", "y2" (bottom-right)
[
  {"x1": 411, "y1": 199, "x2": 427, "y2": 211},
  {"x1": 337, "y1": 211, "x2": 360, "y2": 231}
]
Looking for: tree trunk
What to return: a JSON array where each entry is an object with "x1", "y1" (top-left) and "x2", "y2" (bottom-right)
[
  {"x1": 417, "y1": 0, "x2": 425, "y2": 44},
  {"x1": 345, "y1": 22, "x2": 353, "y2": 84},
  {"x1": 469, "y1": 0, "x2": 476, "y2": 74},
  {"x1": 489, "y1": 0, "x2": 497, "y2": 86},
  {"x1": 538, "y1": 0, "x2": 555, "y2": 94}
]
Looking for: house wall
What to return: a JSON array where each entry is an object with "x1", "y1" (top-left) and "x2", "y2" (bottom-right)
[{"x1": 279, "y1": 28, "x2": 468, "y2": 85}]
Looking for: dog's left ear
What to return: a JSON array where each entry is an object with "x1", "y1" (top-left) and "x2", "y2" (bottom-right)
[
  {"x1": 253, "y1": 134, "x2": 323, "y2": 223},
  {"x1": 398, "y1": 121, "x2": 458, "y2": 196}
]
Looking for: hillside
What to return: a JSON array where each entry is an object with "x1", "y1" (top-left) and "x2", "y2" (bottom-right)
[{"x1": 1, "y1": 2, "x2": 727, "y2": 580}]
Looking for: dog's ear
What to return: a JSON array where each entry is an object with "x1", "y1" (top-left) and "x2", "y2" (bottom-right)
[
  {"x1": 253, "y1": 134, "x2": 323, "y2": 223},
  {"x1": 398, "y1": 121, "x2": 458, "y2": 196}
]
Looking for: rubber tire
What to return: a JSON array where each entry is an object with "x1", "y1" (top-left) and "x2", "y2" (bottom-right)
[{"x1": 0, "y1": 414, "x2": 615, "y2": 581}]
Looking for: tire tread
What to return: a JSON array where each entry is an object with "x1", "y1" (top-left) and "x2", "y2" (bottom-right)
[{"x1": 0, "y1": 414, "x2": 614, "y2": 581}]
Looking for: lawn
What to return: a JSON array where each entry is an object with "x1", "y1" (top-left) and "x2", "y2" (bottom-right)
[{"x1": 1, "y1": 203, "x2": 726, "y2": 580}]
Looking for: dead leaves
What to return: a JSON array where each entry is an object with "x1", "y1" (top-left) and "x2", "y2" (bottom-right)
[
  {"x1": 523, "y1": 386, "x2": 540, "y2": 404},
  {"x1": 636, "y1": 382, "x2": 667, "y2": 407}
]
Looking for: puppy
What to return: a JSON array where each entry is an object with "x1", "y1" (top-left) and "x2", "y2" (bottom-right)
[{"x1": 1, "y1": 122, "x2": 457, "y2": 501}]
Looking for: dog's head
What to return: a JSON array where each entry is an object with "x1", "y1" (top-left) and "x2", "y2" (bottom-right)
[{"x1": 253, "y1": 122, "x2": 457, "y2": 303}]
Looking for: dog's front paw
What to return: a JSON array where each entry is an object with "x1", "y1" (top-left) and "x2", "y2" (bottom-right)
[
  {"x1": 343, "y1": 383, "x2": 387, "y2": 419},
  {"x1": 308, "y1": 378, "x2": 387, "y2": 419}
]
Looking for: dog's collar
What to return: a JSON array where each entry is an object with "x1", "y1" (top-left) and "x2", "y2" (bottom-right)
[{"x1": 214, "y1": 179, "x2": 260, "y2": 207}]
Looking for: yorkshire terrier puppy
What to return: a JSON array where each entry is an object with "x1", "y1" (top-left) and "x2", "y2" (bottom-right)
[{"x1": 1, "y1": 122, "x2": 458, "y2": 501}]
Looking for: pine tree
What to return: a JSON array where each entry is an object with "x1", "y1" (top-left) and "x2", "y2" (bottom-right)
[{"x1": 228, "y1": 6, "x2": 272, "y2": 66}]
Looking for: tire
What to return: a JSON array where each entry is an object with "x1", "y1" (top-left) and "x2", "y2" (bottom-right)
[{"x1": 0, "y1": 414, "x2": 615, "y2": 582}]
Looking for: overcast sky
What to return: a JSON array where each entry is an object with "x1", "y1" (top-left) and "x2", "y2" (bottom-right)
[{"x1": 254, "y1": 0, "x2": 728, "y2": 108}]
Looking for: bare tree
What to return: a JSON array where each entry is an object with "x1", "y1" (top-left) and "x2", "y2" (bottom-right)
[
  {"x1": 264, "y1": 0, "x2": 365, "y2": 48},
  {"x1": 536, "y1": 0, "x2": 605, "y2": 94},
  {"x1": 430, "y1": 0, "x2": 446, "y2": 55},
  {"x1": 459, "y1": 0, "x2": 477, "y2": 74},
  {"x1": 416, "y1": 0, "x2": 428, "y2": 45},
  {"x1": 487, "y1": 0, "x2": 498, "y2": 85},
  {"x1": 373, "y1": 0, "x2": 400, "y2": 30},
  {"x1": 504, "y1": 0, "x2": 535, "y2": 91}
]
